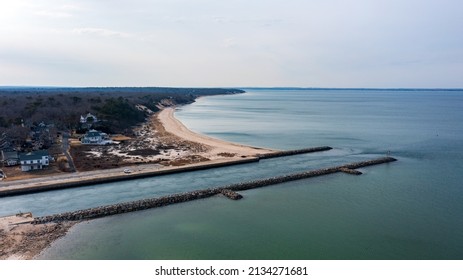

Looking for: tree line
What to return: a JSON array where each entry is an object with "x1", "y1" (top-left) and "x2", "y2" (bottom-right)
[{"x1": 0, "y1": 87, "x2": 244, "y2": 142}]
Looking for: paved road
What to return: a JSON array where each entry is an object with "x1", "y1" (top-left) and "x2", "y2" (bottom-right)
[
  {"x1": 62, "y1": 132, "x2": 76, "y2": 173},
  {"x1": 0, "y1": 163, "x2": 162, "y2": 188}
]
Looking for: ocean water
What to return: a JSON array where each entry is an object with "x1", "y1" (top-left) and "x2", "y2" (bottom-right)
[{"x1": 4, "y1": 89, "x2": 463, "y2": 259}]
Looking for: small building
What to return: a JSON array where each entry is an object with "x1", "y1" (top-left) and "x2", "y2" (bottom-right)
[
  {"x1": 80, "y1": 113, "x2": 98, "y2": 124},
  {"x1": 19, "y1": 150, "x2": 50, "y2": 172},
  {"x1": 81, "y1": 129, "x2": 110, "y2": 145},
  {"x1": 1, "y1": 150, "x2": 19, "y2": 166}
]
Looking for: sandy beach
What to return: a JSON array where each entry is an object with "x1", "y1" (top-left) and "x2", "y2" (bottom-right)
[
  {"x1": 0, "y1": 106, "x2": 278, "y2": 259},
  {"x1": 0, "y1": 213, "x2": 75, "y2": 260},
  {"x1": 0, "y1": 107, "x2": 278, "y2": 196},
  {"x1": 157, "y1": 107, "x2": 276, "y2": 158}
]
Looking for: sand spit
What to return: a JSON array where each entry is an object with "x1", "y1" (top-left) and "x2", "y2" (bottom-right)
[{"x1": 0, "y1": 213, "x2": 75, "y2": 260}]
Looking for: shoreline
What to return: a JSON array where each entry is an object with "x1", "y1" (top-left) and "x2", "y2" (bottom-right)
[
  {"x1": 0, "y1": 107, "x2": 278, "y2": 197},
  {"x1": 0, "y1": 106, "x2": 281, "y2": 259},
  {"x1": 157, "y1": 107, "x2": 277, "y2": 158},
  {"x1": 0, "y1": 213, "x2": 76, "y2": 260}
]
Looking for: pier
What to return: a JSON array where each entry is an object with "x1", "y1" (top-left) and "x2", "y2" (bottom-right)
[{"x1": 32, "y1": 157, "x2": 396, "y2": 224}]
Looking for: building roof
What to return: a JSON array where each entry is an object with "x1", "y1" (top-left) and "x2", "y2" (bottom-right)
[
  {"x1": 85, "y1": 130, "x2": 103, "y2": 138},
  {"x1": 80, "y1": 113, "x2": 98, "y2": 123},
  {"x1": 19, "y1": 150, "x2": 49, "y2": 161},
  {"x1": 1, "y1": 150, "x2": 18, "y2": 160}
]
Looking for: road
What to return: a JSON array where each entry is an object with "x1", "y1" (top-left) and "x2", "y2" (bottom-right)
[{"x1": 0, "y1": 163, "x2": 164, "y2": 189}]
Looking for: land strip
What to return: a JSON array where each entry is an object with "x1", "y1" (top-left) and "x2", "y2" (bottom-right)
[{"x1": 0, "y1": 146, "x2": 332, "y2": 197}]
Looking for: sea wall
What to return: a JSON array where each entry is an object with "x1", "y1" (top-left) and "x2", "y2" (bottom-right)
[
  {"x1": 33, "y1": 157, "x2": 396, "y2": 224},
  {"x1": 0, "y1": 146, "x2": 332, "y2": 198},
  {"x1": 257, "y1": 146, "x2": 332, "y2": 159}
]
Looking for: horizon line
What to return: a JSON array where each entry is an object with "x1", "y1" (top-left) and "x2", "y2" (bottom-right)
[{"x1": 0, "y1": 85, "x2": 462, "y2": 91}]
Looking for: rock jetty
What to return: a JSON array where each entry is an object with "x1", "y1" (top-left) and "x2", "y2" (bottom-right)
[
  {"x1": 0, "y1": 146, "x2": 333, "y2": 198},
  {"x1": 257, "y1": 146, "x2": 332, "y2": 159},
  {"x1": 33, "y1": 157, "x2": 396, "y2": 224}
]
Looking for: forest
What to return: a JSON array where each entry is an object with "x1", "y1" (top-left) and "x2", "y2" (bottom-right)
[
  {"x1": 0, "y1": 87, "x2": 243, "y2": 133},
  {"x1": 0, "y1": 87, "x2": 243, "y2": 145}
]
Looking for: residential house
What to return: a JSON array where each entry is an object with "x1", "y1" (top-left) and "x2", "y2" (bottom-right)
[
  {"x1": 19, "y1": 150, "x2": 50, "y2": 172},
  {"x1": 81, "y1": 129, "x2": 111, "y2": 145},
  {"x1": 1, "y1": 149, "x2": 19, "y2": 166},
  {"x1": 31, "y1": 122, "x2": 54, "y2": 150},
  {"x1": 80, "y1": 113, "x2": 98, "y2": 124}
]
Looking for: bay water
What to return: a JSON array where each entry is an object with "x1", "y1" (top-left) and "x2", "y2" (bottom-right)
[{"x1": 3, "y1": 89, "x2": 462, "y2": 259}]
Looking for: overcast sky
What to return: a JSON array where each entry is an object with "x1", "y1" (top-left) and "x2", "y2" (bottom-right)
[{"x1": 0, "y1": 0, "x2": 462, "y2": 88}]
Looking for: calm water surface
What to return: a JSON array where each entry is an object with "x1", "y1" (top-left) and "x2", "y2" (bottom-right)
[{"x1": 4, "y1": 89, "x2": 462, "y2": 259}]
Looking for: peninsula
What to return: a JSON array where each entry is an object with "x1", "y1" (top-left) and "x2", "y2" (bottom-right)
[{"x1": 0, "y1": 87, "x2": 398, "y2": 260}]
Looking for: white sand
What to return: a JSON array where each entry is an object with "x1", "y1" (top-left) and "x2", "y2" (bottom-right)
[{"x1": 157, "y1": 107, "x2": 277, "y2": 158}]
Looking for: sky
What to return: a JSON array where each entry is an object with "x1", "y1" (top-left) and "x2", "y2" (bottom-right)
[{"x1": 0, "y1": 0, "x2": 462, "y2": 88}]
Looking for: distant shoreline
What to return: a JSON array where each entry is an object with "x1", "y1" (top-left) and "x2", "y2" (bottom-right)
[
  {"x1": 1, "y1": 86, "x2": 462, "y2": 91},
  {"x1": 239, "y1": 87, "x2": 463, "y2": 91}
]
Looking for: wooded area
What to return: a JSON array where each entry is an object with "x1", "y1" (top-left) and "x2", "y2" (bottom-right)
[{"x1": 0, "y1": 87, "x2": 243, "y2": 140}]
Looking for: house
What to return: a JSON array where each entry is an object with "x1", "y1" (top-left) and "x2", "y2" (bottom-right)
[
  {"x1": 19, "y1": 150, "x2": 50, "y2": 172},
  {"x1": 80, "y1": 113, "x2": 98, "y2": 124},
  {"x1": 0, "y1": 132, "x2": 11, "y2": 150},
  {"x1": 81, "y1": 130, "x2": 111, "y2": 145},
  {"x1": 30, "y1": 122, "x2": 54, "y2": 150},
  {"x1": 1, "y1": 149, "x2": 19, "y2": 166}
]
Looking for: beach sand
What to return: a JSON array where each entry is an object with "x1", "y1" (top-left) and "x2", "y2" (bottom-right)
[
  {"x1": 0, "y1": 107, "x2": 278, "y2": 259},
  {"x1": 157, "y1": 107, "x2": 276, "y2": 159},
  {"x1": 0, "y1": 213, "x2": 75, "y2": 260}
]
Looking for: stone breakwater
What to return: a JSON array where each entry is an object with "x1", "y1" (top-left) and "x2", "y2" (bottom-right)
[
  {"x1": 257, "y1": 146, "x2": 332, "y2": 159},
  {"x1": 32, "y1": 157, "x2": 396, "y2": 224},
  {"x1": 0, "y1": 146, "x2": 332, "y2": 198}
]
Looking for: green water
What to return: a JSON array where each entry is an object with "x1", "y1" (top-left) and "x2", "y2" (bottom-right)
[{"x1": 20, "y1": 89, "x2": 463, "y2": 259}]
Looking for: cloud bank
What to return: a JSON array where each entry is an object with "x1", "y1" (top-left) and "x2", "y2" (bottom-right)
[{"x1": 0, "y1": 0, "x2": 462, "y2": 87}]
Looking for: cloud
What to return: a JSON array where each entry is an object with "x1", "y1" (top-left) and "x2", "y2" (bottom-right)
[
  {"x1": 72, "y1": 28, "x2": 132, "y2": 38},
  {"x1": 221, "y1": 38, "x2": 238, "y2": 48},
  {"x1": 33, "y1": 4, "x2": 81, "y2": 18}
]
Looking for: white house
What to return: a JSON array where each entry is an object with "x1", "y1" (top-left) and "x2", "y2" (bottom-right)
[
  {"x1": 81, "y1": 130, "x2": 112, "y2": 145},
  {"x1": 80, "y1": 113, "x2": 98, "y2": 124},
  {"x1": 19, "y1": 150, "x2": 50, "y2": 172}
]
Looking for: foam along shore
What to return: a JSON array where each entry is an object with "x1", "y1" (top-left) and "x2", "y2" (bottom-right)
[{"x1": 157, "y1": 107, "x2": 277, "y2": 158}]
